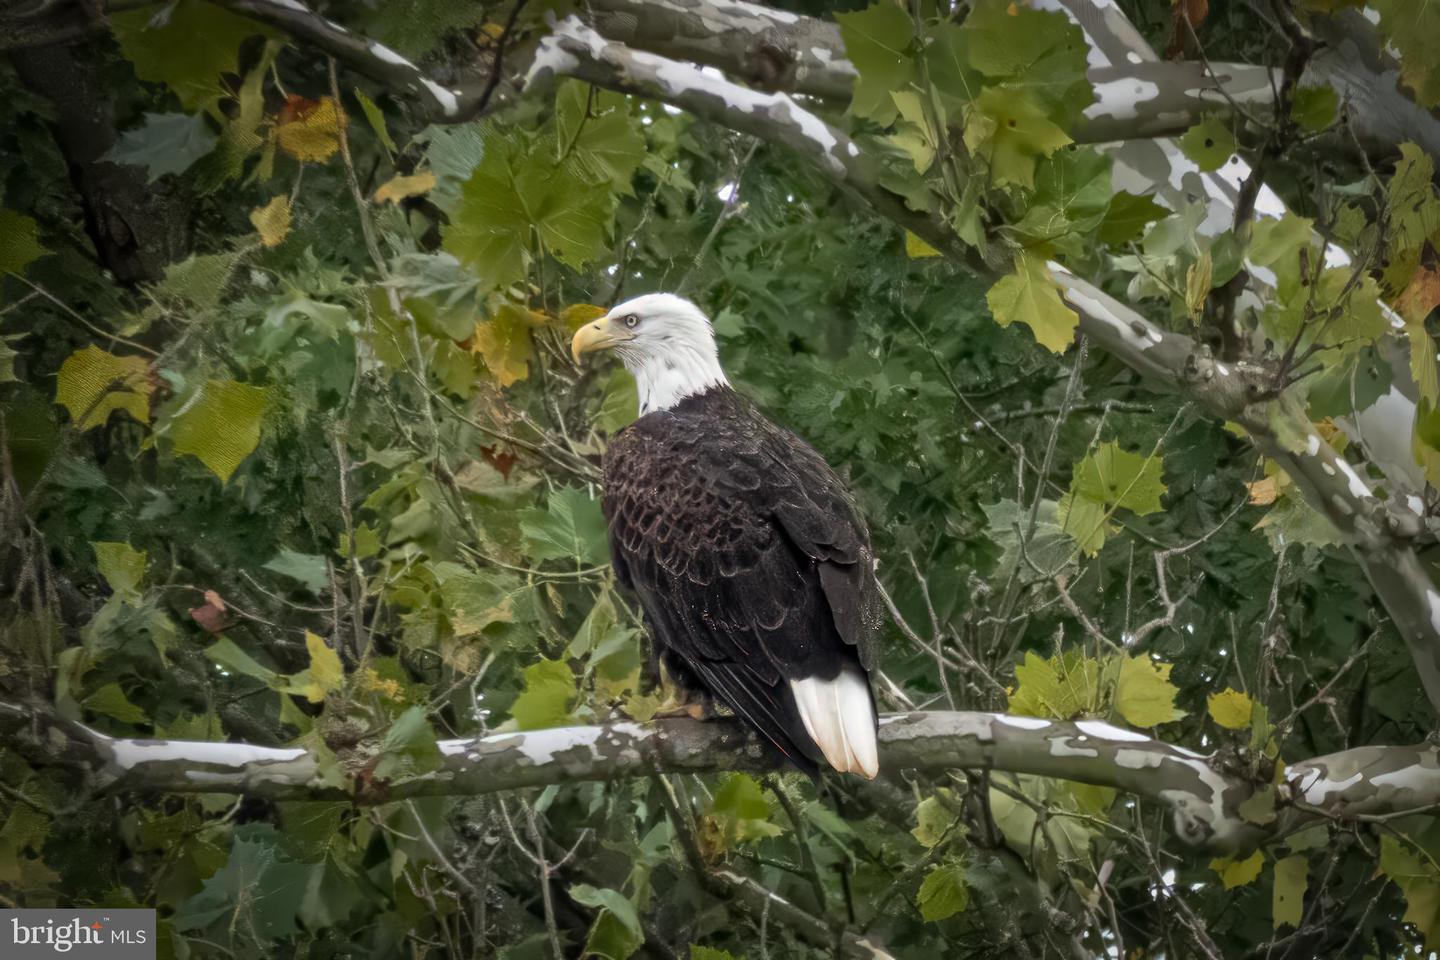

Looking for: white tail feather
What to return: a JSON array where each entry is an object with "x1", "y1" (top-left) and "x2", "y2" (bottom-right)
[{"x1": 790, "y1": 669, "x2": 878, "y2": 778}]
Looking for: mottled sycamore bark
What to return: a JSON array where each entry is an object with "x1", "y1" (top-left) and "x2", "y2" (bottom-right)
[{"x1": 5, "y1": 701, "x2": 1438, "y2": 856}]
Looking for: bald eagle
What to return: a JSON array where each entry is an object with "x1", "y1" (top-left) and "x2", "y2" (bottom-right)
[{"x1": 572, "y1": 294, "x2": 881, "y2": 778}]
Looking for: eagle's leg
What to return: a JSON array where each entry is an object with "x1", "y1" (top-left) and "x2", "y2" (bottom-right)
[{"x1": 651, "y1": 650, "x2": 720, "y2": 721}]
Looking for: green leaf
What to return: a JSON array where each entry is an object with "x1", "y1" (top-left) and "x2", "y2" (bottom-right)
[
  {"x1": 0, "y1": 209, "x2": 49, "y2": 276},
  {"x1": 836, "y1": 4, "x2": 916, "y2": 125},
  {"x1": 965, "y1": 88, "x2": 1073, "y2": 188},
  {"x1": 690, "y1": 948, "x2": 739, "y2": 960},
  {"x1": 353, "y1": 88, "x2": 396, "y2": 153},
  {"x1": 157, "y1": 251, "x2": 242, "y2": 312},
  {"x1": 354, "y1": 0, "x2": 487, "y2": 59},
  {"x1": 444, "y1": 131, "x2": 615, "y2": 287},
  {"x1": 911, "y1": 794, "x2": 956, "y2": 848},
  {"x1": 1207, "y1": 688, "x2": 1254, "y2": 729},
  {"x1": 712, "y1": 774, "x2": 770, "y2": 821},
  {"x1": 205, "y1": 636, "x2": 279, "y2": 685},
  {"x1": 174, "y1": 825, "x2": 308, "y2": 942},
  {"x1": 520, "y1": 486, "x2": 609, "y2": 565},
  {"x1": 375, "y1": 705, "x2": 443, "y2": 779},
  {"x1": 597, "y1": 367, "x2": 639, "y2": 433},
  {"x1": 1382, "y1": 830, "x2": 1440, "y2": 947},
  {"x1": 956, "y1": 0, "x2": 1093, "y2": 123},
  {"x1": 106, "y1": 112, "x2": 217, "y2": 182},
  {"x1": 93, "y1": 541, "x2": 147, "y2": 598},
  {"x1": 1291, "y1": 85, "x2": 1338, "y2": 132},
  {"x1": 1240, "y1": 786, "x2": 1278, "y2": 826},
  {"x1": 1070, "y1": 441, "x2": 1167, "y2": 516},
  {"x1": 441, "y1": 134, "x2": 533, "y2": 286},
  {"x1": 1254, "y1": 490, "x2": 1343, "y2": 550},
  {"x1": 167, "y1": 378, "x2": 269, "y2": 482},
  {"x1": 1179, "y1": 115, "x2": 1237, "y2": 172},
  {"x1": 1272, "y1": 855, "x2": 1308, "y2": 930},
  {"x1": 917, "y1": 863, "x2": 969, "y2": 921},
  {"x1": 1011, "y1": 148, "x2": 1113, "y2": 253},
  {"x1": 1007, "y1": 650, "x2": 1100, "y2": 720},
  {"x1": 110, "y1": 0, "x2": 270, "y2": 110},
  {"x1": 982, "y1": 498, "x2": 1076, "y2": 579},
  {"x1": 264, "y1": 549, "x2": 328, "y2": 594},
  {"x1": 420, "y1": 122, "x2": 486, "y2": 214},
  {"x1": 56, "y1": 345, "x2": 153, "y2": 430},
  {"x1": 439, "y1": 569, "x2": 520, "y2": 637},
  {"x1": 1372, "y1": 0, "x2": 1440, "y2": 108},
  {"x1": 555, "y1": 81, "x2": 646, "y2": 194},
  {"x1": 83, "y1": 682, "x2": 148, "y2": 724},
  {"x1": 708, "y1": 774, "x2": 782, "y2": 844},
  {"x1": 1114, "y1": 655, "x2": 1186, "y2": 727},
  {"x1": 1248, "y1": 213, "x2": 1314, "y2": 269},
  {"x1": 1097, "y1": 192, "x2": 1168, "y2": 246},
  {"x1": 510, "y1": 658, "x2": 577, "y2": 730},
  {"x1": 985, "y1": 252, "x2": 1078, "y2": 353},
  {"x1": 1056, "y1": 490, "x2": 1112, "y2": 556},
  {"x1": 1210, "y1": 850, "x2": 1264, "y2": 889},
  {"x1": 570, "y1": 884, "x2": 643, "y2": 941}
]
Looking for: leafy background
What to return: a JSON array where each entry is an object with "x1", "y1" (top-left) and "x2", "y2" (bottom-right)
[{"x1": 1, "y1": 0, "x2": 1438, "y2": 957}]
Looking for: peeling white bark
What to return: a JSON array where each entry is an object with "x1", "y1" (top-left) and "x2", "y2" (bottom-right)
[{"x1": 5, "y1": 703, "x2": 1433, "y2": 854}]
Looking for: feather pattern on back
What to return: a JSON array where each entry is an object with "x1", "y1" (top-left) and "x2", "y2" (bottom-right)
[{"x1": 602, "y1": 385, "x2": 881, "y2": 775}]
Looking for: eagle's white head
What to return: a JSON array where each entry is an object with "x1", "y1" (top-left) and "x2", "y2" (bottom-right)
[{"x1": 571, "y1": 293, "x2": 729, "y2": 415}]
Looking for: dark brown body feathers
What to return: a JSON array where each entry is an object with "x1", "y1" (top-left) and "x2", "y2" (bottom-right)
[{"x1": 601, "y1": 386, "x2": 881, "y2": 774}]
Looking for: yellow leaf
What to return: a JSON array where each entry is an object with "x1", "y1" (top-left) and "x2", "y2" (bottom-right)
[
  {"x1": 472, "y1": 303, "x2": 536, "y2": 387},
  {"x1": 905, "y1": 231, "x2": 941, "y2": 258},
  {"x1": 1114, "y1": 655, "x2": 1186, "y2": 727},
  {"x1": 1184, "y1": 250, "x2": 1212, "y2": 323},
  {"x1": 249, "y1": 195, "x2": 292, "y2": 248},
  {"x1": 1210, "y1": 850, "x2": 1264, "y2": 889},
  {"x1": 1272, "y1": 855, "x2": 1308, "y2": 930},
  {"x1": 373, "y1": 170, "x2": 437, "y2": 205},
  {"x1": 986, "y1": 252, "x2": 1079, "y2": 353},
  {"x1": 560, "y1": 303, "x2": 608, "y2": 331},
  {"x1": 275, "y1": 97, "x2": 345, "y2": 162},
  {"x1": 55, "y1": 345, "x2": 153, "y2": 430},
  {"x1": 168, "y1": 378, "x2": 270, "y2": 483},
  {"x1": 358, "y1": 668, "x2": 404, "y2": 701},
  {"x1": 1207, "y1": 688, "x2": 1254, "y2": 730},
  {"x1": 305, "y1": 630, "x2": 344, "y2": 696}
]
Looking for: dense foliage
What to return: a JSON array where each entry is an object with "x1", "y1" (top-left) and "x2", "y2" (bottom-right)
[{"x1": 3, "y1": 0, "x2": 1440, "y2": 957}]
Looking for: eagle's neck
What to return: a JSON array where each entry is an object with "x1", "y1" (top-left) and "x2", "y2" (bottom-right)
[{"x1": 631, "y1": 345, "x2": 729, "y2": 415}]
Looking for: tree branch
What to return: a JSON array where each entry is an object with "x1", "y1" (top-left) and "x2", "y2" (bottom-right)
[
  {"x1": 6, "y1": 700, "x2": 1437, "y2": 854},
  {"x1": 210, "y1": 0, "x2": 497, "y2": 121}
]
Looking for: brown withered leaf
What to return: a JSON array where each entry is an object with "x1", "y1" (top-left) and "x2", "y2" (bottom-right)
[
  {"x1": 1166, "y1": 0, "x2": 1209, "y2": 59},
  {"x1": 1245, "y1": 475, "x2": 1279, "y2": 506},
  {"x1": 189, "y1": 590, "x2": 230, "y2": 633}
]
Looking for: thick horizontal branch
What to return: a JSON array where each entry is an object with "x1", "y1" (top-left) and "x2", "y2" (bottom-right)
[
  {"x1": 586, "y1": 0, "x2": 854, "y2": 100},
  {"x1": 211, "y1": 0, "x2": 494, "y2": 120},
  {"x1": 6, "y1": 701, "x2": 1438, "y2": 854}
]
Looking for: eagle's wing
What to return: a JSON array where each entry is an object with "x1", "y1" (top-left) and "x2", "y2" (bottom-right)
[{"x1": 602, "y1": 396, "x2": 879, "y2": 776}]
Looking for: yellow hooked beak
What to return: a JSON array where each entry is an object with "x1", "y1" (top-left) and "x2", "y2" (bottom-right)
[{"x1": 570, "y1": 316, "x2": 631, "y2": 363}]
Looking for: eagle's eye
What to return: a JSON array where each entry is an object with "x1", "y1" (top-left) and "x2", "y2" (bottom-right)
[{"x1": 623, "y1": 314, "x2": 639, "y2": 328}]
